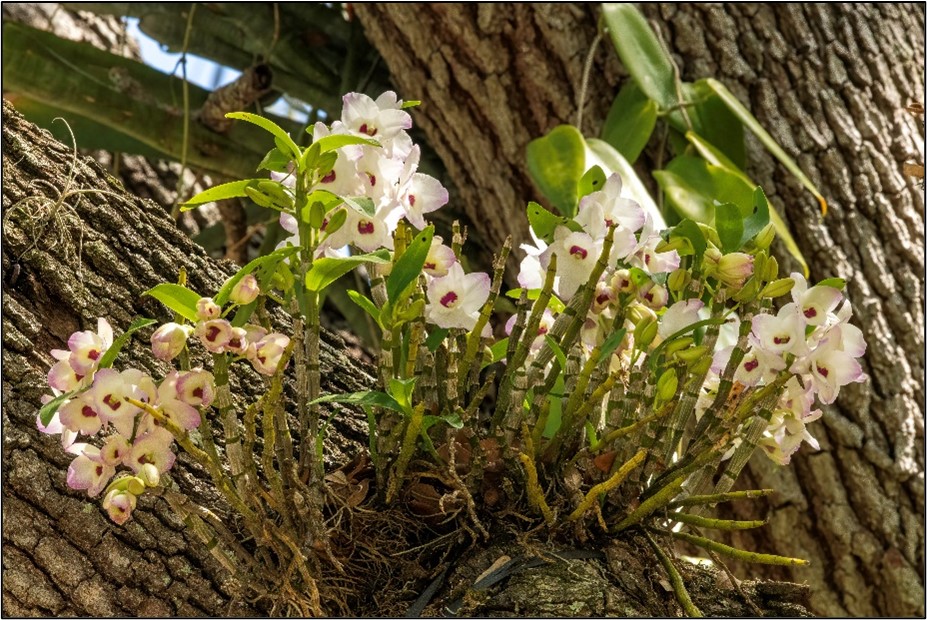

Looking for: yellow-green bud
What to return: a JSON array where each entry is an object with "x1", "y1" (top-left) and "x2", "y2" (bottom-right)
[
  {"x1": 674, "y1": 344, "x2": 710, "y2": 363},
  {"x1": 663, "y1": 336, "x2": 695, "y2": 356},
  {"x1": 754, "y1": 223, "x2": 776, "y2": 250},
  {"x1": 717, "y1": 252, "x2": 755, "y2": 289},
  {"x1": 732, "y1": 276, "x2": 761, "y2": 302},
  {"x1": 688, "y1": 354, "x2": 714, "y2": 375},
  {"x1": 656, "y1": 236, "x2": 690, "y2": 254},
  {"x1": 308, "y1": 201, "x2": 326, "y2": 229},
  {"x1": 324, "y1": 207, "x2": 348, "y2": 236},
  {"x1": 764, "y1": 256, "x2": 779, "y2": 282},
  {"x1": 667, "y1": 268, "x2": 691, "y2": 293},
  {"x1": 244, "y1": 186, "x2": 276, "y2": 209},
  {"x1": 761, "y1": 277, "x2": 796, "y2": 298},
  {"x1": 256, "y1": 180, "x2": 294, "y2": 207},
  {"x1": 126, "y1": 476, "x2": 146, "y2": 496},
  {"x1": 634, "y1": 316, "x2": 659, "y2": 349},
  {"x1": 656, "y1": 369, "x2": 679, "y2": 401}
]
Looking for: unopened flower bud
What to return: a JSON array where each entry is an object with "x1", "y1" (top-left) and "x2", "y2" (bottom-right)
[
  {"x1": 761, "y1": 277, "x2": 796, "y2": 299},
  {"x1": 663, "y1": 336, "x2": 695, "y2": 357},
  {"x1": 675, "y1": 344, "x2": 710, "y2": 363},
  {"x1": 753, "y1": 223, "x2": 776, "y2": 250},
  {"x1": 126, "y1": 476, "x2": 146, "y2": 496},
  {"x1": 640, "y1": 283, "x2": 668, "y2": 310},
  {"x1": 229, "y1": 274, "x2": 260, "y2": 305},
  {"x1": 150, "y1": 322, "x2": 194, "y2": 361},
  {"x1": 196, "y1": 297, "x2": 221, "y2": 321},
  {"x1": 667, "y1": 268, "x2": 690, "y2": 293},
  {"x1": 717, "y1": 253, "x2": 754, "y2": 289},
  {"x1": 102, "y1": 488, "x2": 137, "y2": 525},
  {"x1": 732, "y1": 276, "x2": 761, "y2": 302},
  {"x1": 634, "y1": 315, "x2": 659, "y2": 349},
  {"x1": 763, "y1": 256, "x2": 779, "y2": 282},
  {"x1": 688, "y1": 354, "x2": 714, "y2": 375},
  {"x1": 656, "y1": 369, "x2": 678, "y2": 402},
  {"x1": 137, "y1": 463, "x2": 160, "y2": 487},
  {"x1": 628, "y1": 302, "x2": 657, "y2": 326}
]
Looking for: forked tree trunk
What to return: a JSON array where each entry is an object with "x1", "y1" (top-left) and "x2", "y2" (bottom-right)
[{"x1": 355, "y1": 4, "x2": 925, "y2": 616}]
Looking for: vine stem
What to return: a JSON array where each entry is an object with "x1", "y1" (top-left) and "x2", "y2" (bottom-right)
[{"x1": 171, "y1": 2, "x2": 197, "y2": 219}]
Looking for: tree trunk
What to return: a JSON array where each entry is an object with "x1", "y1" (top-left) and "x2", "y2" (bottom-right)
[
  {"x1": 355, "y1": 4, "x2": 925, "y2": 616},
  {"x1": 0, "y1": 100, "x2": 372, "y2": 615},
  {"x1": 2, "y1": 87, "x2": 818, "y2": 618}
]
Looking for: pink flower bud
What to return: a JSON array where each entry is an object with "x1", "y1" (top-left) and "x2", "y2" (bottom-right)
[
  {"x1": 196, "y1": 297, "x2": 221, "y2": 321},
  {"x1": 150, "y1": 322, "x2": 194, "y2": 361},
  {"x1": 102, "y1": 488, "x2": 137, "y2": 525},
  {"x1": 250, "y1": 333, "x2": 290, "y2": 375},
  {"x1": 717, "y1": 253, "x2": 754, "y2": 289},
  {"x1": 229, "y1": 274, "x2": 260, "y2": 305}
]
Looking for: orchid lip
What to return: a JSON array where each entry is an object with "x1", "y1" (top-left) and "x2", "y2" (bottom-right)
[
  {"x1": 569, "y1": 245, "x2": 588, "y2": 260},
  {"x1": 440, "y1": 291, "x2": 458, "y2": 308}
]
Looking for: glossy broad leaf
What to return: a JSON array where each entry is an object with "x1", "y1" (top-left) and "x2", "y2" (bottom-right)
[
  {"x1": 526, "y1": 125, "x2": 586, "y2": 217},
  {"x1": 526, "y1": 201, "x2": 575, "y2": 243},
  {"x1": 144, "y1": 283, "x2": 203, "y2": 322},
  {"x1": 578, "y1": 165, "x2": 608, "y2": 199},
  {"x1": 304, "y1": 249, "x2": 391, "y2": 292},
  {"x1": 387, "y1": 226, "x2": 434, "y2": 302},
  {"x1": 601, "y1": 81, "x2": 658, "y2": 163},
  {"x1": 715, "y1": 202, "x2": 744, "y2": 253},
  {"x1": 680, "y1": 81, "x2": 746, "y2": 169},
  {"x1": 602, "y1": 4, "x2": 677, "y2": 110}
]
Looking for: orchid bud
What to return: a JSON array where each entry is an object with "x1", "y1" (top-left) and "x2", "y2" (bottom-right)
[
  {"x1": 229, "y1": 274, "x2": 260, "y2": 305},
  {"x1": 717, "y1": 253, "x2": 754, "y2": 288},
  {"x1": 764, "y1": 256, "x2": 779, "y2": 282},
  {"x1": 628, "y1": 303, "x2": 657, "y2": 326},
  {"x1": 663, "y1": 336, "x2": 695, "y2": 357},
  {"x1": 137, "y1": 463, "x2": 161, "y2": 488},
  {"x1": 150, "y1": 322, "x2": 194, "y2": 361},
  {"x1": 611, "y1": 269, "x2": 636, "y2": 295},
  {"x1": 667, "y1": 268, "x2": 690, "y2": 293},
  {"x1": 633, "y1": 315, "x2": 658, "y2": 349},
  {"x1": 640, "y1": 282, "x2": 669, "y2": 310},
  {"x1": 688, "y1": 355, "x2": 714, "y2": 376},
  {"x1": 126, "y1": 476, "x2": 146, "y2": 496},
  {"x1": 102, "y1": 488, "x2": 137, "y2": 525},
  {"x1": 324, "y1": 207, "x2": 348, "y2": 237},
  {"x1": 308, "y1": 201, "x2": 326, "y2": 229},
  {"x1": 675, "y1": 344, "x2": 710, "y2": 363},
  {"x1": 754, "y1": 223, "x2": 776, "y2": 250},
  {"x1": 762, "y1": 277, "x2": 796, "y2": 299},
  {"x1": 196, "y1": 297, "x2": 221, "y2": 321},
  {"x1": 656, "y1": 369, "x2": 678, "y2": 402}
]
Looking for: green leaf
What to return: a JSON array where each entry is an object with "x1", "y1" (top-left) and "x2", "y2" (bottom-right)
[
  {"x1": 182, "y1": 179, "x2": 261, "y2": 210},
  {"x1": 544, "y1": 334, "x2": 568, "y2": 370},
  {"x1": 584, "y1": 138, "x2": 661, "y2": 223},
  {"x1": 257, "y1": 147, "x2": 293, "y2": 173},
  {"x1": 715, "y1": 202, "x2": 745, "y2": 253},
  {"x1": 505, "y1": 287, "x2": 567, "y2": 313},
  {"x1": 526, "y1": 201, "x2": 574, "y2": 243},
  {"x1": 654, "y1": 155, "x2": 755, "y2": 223},
  {"x1": 304, "y1": 249, "x2": 391, "y2": 292},
  {"x1": 685, "y1": 131, "x2": 747, "y2": 179},
  {"x1": 704, "y1": 78, "x2": 827, "y2": 215},
  {"x1": 602, "y1": 3, "x2": 677, "y2": 110},
  {"x1": 816, "y1": 277, "x2": 846, "y2": 290},
  {"x1": 39, "y1": 392, "x2": 71, "y2": 427},
  {"x1": 98, "y1": 317, "x2": 157, "y2": 369},
  {"x1": 598, "y1": 328, "x2": 627, "y2": 363},
  {"x1": 671, "y1": 219, "x2": 707, "y2": 262},
  {"x1": 346, "y1": 289, "x2": 381, "y2": 324},
  {"x1": 681, "y1": 81, "x2": 746, "y2": 169},
  {"x1": 226, "y1": 111, "x2": 301, "y2": 161},
  {"x1": 742, "y1": 187, "x2": 770, "y2": 244},
  {"x1": 144, "y1": 283, "x2": 202, "y2": 322},
  {"x1": 215, "y1": 246, "x2": 298, "y2": 306},
  {"x1": 309, "y1": 390, "x2": 403, "y2": 413},
  {"x1": 578, "y1": 165, "x2": 607, "y2": 199},
  {"x1": 526, "y1": 125, "x2": 586, "y2": 217},
  {"x1": 312, "y1": 134, "x2": 380, "y2": 153},
  {"x1": 388, "y1": 378, "x2": 416, "y2": 412},
  {"x1": 601, "y1": 81, "x2": 658, "y2": 163},
  {"x1": 425, "y1": 327, "x2": 449, "y2": 352},
  {"x1": 387, "y1": 226, "x2": 433, "y2": 303},
  {"x1": 628, "y1": 267, "x2": 652, "y2": 288}
]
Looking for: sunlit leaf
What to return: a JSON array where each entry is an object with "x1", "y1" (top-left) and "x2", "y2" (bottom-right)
[
  {"x1": 304, "y1": 250, "x2": 391, "y2": 292},
  {"x1": 526, "y1": 125, "x2": 586, "y2": 217},
  {"x1": 601, "y1": 81, "x2": 658, "y2": 163},
  {"x1": 226, "y1": 111, "x2": 301, "y2": 161},
  {"x1": 144, "y1": 283, "x2": 202, "y2": 322},
  {"x1": 715, "y1": 202, "x2": 744, "y2": 253},
  {"x1": 387, "y1": 226, "x2": 433, "y2": 303},
  {"x1": 182, "y1": 179, "x2": 262, "y2": 210}
]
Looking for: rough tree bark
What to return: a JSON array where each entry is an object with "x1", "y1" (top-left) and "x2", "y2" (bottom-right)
[
  {"x1": 355, "y1": 3, "x2": 925, "y2": 616},
  {"x1": 2, "y1": 81, "x2": 815, "y2": 618}
]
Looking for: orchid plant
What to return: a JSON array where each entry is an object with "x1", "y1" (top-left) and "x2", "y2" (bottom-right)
[{"x1": 37, "y1": 91, "x2": 866, "y2": 615}]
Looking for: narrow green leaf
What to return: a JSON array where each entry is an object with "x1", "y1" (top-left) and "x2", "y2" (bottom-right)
[
  {"x1": 215, "y1": 246, "x2": 299, "y2": 306},
  {"x1": 705, "y1": 78, "x2": 827, "y2": 215},
  {"x1": 182, "y1": 179, "x2": 260, "y2": 210},
  {"x1": 578, "y1": 165, "x2": 607, "y2": 199},
  {"x1": 816, "y1": 277, "x2": 846, "y2": 290},
  {"x1": 526, "y1": 125, "x2": 586, "y2": 217},
  {"x1": 544, "y1": 373, "x2": 566, "y2": 438},
  {"x1": 309, "y1": 390, "x2": 403, "y2": 412},
  {"x1": 98, "y1": 317, "x2": 157, "y2": 369},
  {"x1": 144, "y1": 283, "x2": 202, "y2": 322},
  {"x1": 715, "y1": 202, "x2": 745, "y2": 253},
  {"x1": 544, "y1": 334, "x2": 568, "y2": 370},
  {"x1": 598, "y1": 328, "x2": 627, "y2": 363},
  {"x1": 312, "y1": 134, "x2": 380, "y2": 153},
  {"x1": 681, "y1": 81, "x2": 746, "y2": 169},
  {"x1": 346, "y1": 289, "x2": 381, "y2": 324},
  {"x1": 742, "y1": 186, "x2": 770, "y2": 245},
  {"x1": 425, "y1": 327, "x2": 449, "y2": 352},
  {"x1": 601, "y1": 81, "x2": 658, "y2": 163},
  {"x1": 602, "y1": 3, "x2": 677, "y2": 110},
  {"x1": 685, "y1": 131, "x2": 747, "y2": 180},
  {"x1": 387, "y1": 226, "x2": 433, "y2": 302},
  {"x1": 304, "y1": 250, "x2": 391, "y2": 292},
  {"x1": 226, "y1": 111, "x2": 301, "y2": 161},
  {"x1": 39, "y1": 392, "x2": 71, "y2": 427}
]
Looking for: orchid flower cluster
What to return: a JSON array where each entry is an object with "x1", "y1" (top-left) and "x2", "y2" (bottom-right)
[
  {"x1": 37, "y1": 92, "x2": 867, "y2": 612},
  {"x1": 37, "y1": 274, "x2": 291, "y2": 525}
]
